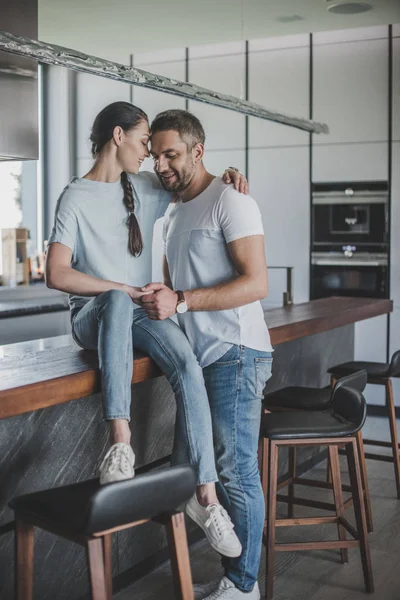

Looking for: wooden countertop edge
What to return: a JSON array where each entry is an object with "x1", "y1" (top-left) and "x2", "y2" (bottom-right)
[
  {"x1": 0, "y1": 355, "x2": 162, "y2": 419},
  {"x1": 269, "y1": 298, "x2": 393, "y2": 345},
  {"x1": 0, "y1": 298, "x2": 392, "y2": 419}
]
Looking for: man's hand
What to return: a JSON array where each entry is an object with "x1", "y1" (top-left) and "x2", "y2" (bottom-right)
[
  {"x1": 123, "y1": 284, "x2": 154, "y2": 306},
  {"x1": 222, "y1": 169, "x2": 249, "y2": 195},
  {"x1": 141, "y1": 282, "x2": 178, "y2": 320}
]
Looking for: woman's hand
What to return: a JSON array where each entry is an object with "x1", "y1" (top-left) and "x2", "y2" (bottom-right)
[
  {"x1": 123, "y1": 285, "x2": 153, "y2": 306},
  {"x1": 222, "y1": 169, "x2": 249, "y2": 195}
]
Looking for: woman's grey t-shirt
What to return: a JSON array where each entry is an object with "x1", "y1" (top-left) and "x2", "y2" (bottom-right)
[{"x1": 47, "y1": 172, "x2": 171, "y2": 315}]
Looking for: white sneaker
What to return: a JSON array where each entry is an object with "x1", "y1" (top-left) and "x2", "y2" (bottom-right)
[
  {"x1": 186, "y1": 495, "x2": 242, "y2": 558},
  {"x1": 99, "y1": 443, "x2": 135, "y2": 485},
  {"x1": 202, "y1": 577, "x2": 260, "y2": 600},
  {"x1": 194, "y1": 579, "x2": 221, "y2": 600}
]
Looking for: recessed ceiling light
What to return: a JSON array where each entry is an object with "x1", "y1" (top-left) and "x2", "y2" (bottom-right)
[
  {"x1": 326, "y1": 2, "x2": 372, "y2": 14},
  {"x1": 276, "y1": 15, "x2": 304, "y2": 23}
]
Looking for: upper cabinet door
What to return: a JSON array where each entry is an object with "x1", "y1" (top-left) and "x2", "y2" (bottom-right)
[
  {"x1": 248, "y1": 34, "x2": 310, "y2": 148},
  {"x1": 393, "y1": 35, "x2": 400, "y2": 142},
  {"x1": 313, "y1": 28, "x2": 389, "y2": 146}
]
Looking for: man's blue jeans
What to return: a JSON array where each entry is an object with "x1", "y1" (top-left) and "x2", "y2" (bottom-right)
[
  {"x1": 71, "y1": 289, "x2": 218, "y2": 485},
  {"x1": 203, "y1": 344, "x2": 273, "y2": 593}
]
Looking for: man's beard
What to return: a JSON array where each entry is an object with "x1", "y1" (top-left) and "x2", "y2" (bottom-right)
[{"x1": 157, "y1": 163, "x2": 194, "y2": 193}]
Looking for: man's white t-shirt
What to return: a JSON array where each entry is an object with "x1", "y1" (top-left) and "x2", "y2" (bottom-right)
[{"x1": 163, "y1": 176, "x2": 273, "y2": 368}]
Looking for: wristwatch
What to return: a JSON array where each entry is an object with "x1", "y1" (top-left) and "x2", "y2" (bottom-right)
[{"x1": 176, "y1": 290, "x2": 188, "y2": 314}]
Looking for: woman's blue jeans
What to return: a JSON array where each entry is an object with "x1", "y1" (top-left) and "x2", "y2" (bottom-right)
[{"x1": 71, "y1": 289, "x2": 218, "y2": 485}]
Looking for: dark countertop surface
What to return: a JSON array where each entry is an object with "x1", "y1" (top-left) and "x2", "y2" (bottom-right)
[
  {"x1": 0, "y1": 296, "x2": 393, "y2": 419},
  {"x1": 0, "y1": 297, "x2": 69, "y2": 319}
]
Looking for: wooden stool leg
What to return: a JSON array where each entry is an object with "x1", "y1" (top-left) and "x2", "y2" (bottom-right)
[
  {"x1": 347, "y1": 438, "x2": 374, "y2": 593},
  {"x1": 261, "y1": 436, "x2": 270, "y2": 520},
  {"x1": 266, "y1": 440, "x2": 278, "y2": 600},
  {"x1": 166, "y1": 512, "x2": 194, "y2": 600},
  {"x1": 355, "y1": 430, "x2": 374, "y2": 532},
  {"x1": 328, "y1": 445, "x2": 348, "y2": 564},
  {"x1": 386, "y1": 379, "x2": 400, "y2": 499},
  {"x1": 87, "y1": 538, "x2": 108, "y2": 600},
  {"x1": 15, "y1": 518, "x2": 34, "y2": 600},
  {"x1": 326, "y1": 377, "x2": 338, "y2": 484},
  {"x1": 102, "y1": 534, "x2": 113, "y2": 600},
  {"x1": 288, "y1": 447, "x2": 296, "y2": 518}
]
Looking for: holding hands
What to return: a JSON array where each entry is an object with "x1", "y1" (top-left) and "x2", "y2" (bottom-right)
[{"x1": 140, "y1": 283, "x2": 178, "y2": 320}]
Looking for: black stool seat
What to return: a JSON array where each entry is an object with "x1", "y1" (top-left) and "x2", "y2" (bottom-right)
[
  {"x1": 261, "y1": 408, "x2": 359, "y2": 440},
  {"x1": 328, "y1": 361, "x2": 391, "y2": 379},
  {"x1": 264, "y1": 386, "x2": 331, "y2": 410},
  {"x1": 261, "y1": 385, "x2": 366, "y2": 441},
  {"x1": 328, "y1": 350, "x2": 400, "y2": 380},
  {"x1": 10, "y1": 465, "x2": 196, "y2": 535}
]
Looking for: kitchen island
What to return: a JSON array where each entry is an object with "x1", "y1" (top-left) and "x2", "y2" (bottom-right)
[{"x1": 0, "y1": 297, "x2": 392, "y2": 600}]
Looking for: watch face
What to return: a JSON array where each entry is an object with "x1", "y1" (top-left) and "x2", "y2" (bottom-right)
[{"x1": 177, "y1": 302, "x2": 188, "y2": 314}]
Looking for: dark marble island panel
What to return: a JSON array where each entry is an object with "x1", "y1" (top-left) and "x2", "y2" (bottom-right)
[{"x1": 0, "y1": 298, "x2": 392, "y2": 599}]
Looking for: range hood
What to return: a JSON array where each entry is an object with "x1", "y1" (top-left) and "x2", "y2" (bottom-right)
[{"x1": 0, "y1": 0, "x2": 38, "y2": 160}]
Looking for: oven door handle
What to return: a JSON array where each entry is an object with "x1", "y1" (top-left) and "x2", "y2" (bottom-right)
[{"x1": 312, "y1": 260, "x2": 387, "y2": 267}]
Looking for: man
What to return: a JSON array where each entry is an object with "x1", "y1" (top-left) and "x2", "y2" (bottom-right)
[{"x1": 142, "y1": 110, "x2": 273, "y2": 600}]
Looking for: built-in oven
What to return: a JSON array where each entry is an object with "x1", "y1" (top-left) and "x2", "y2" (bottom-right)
[
  {"x1": 312, "y1": 181, "x2": 389, "y2": 251},
  {"x1": 311, "y1": 252, "x2": 388, "y2": 300},
  {"x1": 310, "y1": 181, "x2": 390, "y2": 300}
]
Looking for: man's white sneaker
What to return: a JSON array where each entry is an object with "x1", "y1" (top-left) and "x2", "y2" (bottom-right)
[
  {"x1": 204, "y1": 577, "x2": 260, "y2": 600},
  {"x1": 202, "y1": 577, "x2": 260, "y2": 600},
  {"x1": 99, "y1": 442, "x2": 135, "y2": 485},
  {"x1": 186, "y1": 495, "x2": 242, "y2": 558},
  {"x1": 193, "y1": 579, "x2": 221, "y2": 600}
]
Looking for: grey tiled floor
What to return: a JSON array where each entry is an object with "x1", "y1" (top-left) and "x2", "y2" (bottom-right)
[{"x1": 116, "y1": 416, "x2": 400, "y2": 600}]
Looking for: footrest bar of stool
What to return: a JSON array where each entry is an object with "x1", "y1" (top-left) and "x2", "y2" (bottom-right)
[
  {"x1": 277, "y1": 477, "x2": 293, "y2": 491},
  {"x1": 363, "y1": 439, "x2": 400, "y2": 450},
  {"x1": 0, "y1": 521, "x2": 15, "y2": 536},
  {"x1": 277, "y1": 493, "x2": 341, "y2": 513},
  {"x1": 275, "y1": 516, "x2": 338, "y2": 527},
  {"x1": 339, "y1": 517, "x2": 359, "y2": 540},
  {"x1": 364, "y1": 452, "x2": 394, "y2": 463},
  {"x1": 293, "y1": 477, "x2": 352, "y2": 494},
  {"x1": 274, "y1": 540, "x2": 359, "y2": 552}
]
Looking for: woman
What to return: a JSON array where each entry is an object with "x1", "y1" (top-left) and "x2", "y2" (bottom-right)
[{"x1": 46, "y1": 101, "x2": 246, "y2": 558}]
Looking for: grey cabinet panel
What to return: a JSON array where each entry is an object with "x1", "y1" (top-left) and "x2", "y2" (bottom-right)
[
  {"x1": 313, "y1": 38, "x2": 388, "y2": 145},
  {"x1": 188, "y1": 53, "x2": 245, "y2": 151},
  {"x1": 393, "y1": 38, "x2": 400, "y2": 142},
  {"x1": 248, "y1": 45, "x2": 310, "y2": 148},
  {"x1": 249, "y1": 147, "x2": 310, "y2": 305},
  {"x1": 312, "y1": 142, "x2": 388, "y2": 181},
  {"x1": 355, "y1": 315, "x2": 388, "y2": 406},
  {"x1": 132, "y1": 60, "x2": 186, "y2": 122},
  {"x1": 391, "y1": 143, "x2": 400, "y2": 304}
]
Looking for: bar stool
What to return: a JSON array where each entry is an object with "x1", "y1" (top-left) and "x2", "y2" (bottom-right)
[
  {"x1": 262, "y1": 371, "x2": 373, "y2": 532},
  {"x1": 260, "y1": 383, "x2": 374, "y2": 600},
  {"x1": 10, "y1": 465, "x2": 196, "y2": 600},
  {"x1": 328, "y1": 350, "x2": 400, "y2": 498}
]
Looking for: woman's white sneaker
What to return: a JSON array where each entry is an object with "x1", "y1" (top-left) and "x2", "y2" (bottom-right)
[
  {"x1": 99, "y1": 442, "x2": 135, "y2": 485},
  {"x1": 186, "y1": 495, "x2": 242, "y2": 557},
  {"x1": 202, "y1": 577, "x2": 260, "y2": 600}
]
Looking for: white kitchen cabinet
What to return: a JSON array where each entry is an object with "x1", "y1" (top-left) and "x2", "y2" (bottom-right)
[
  {"x1": 391, "y1": 143, "x2": 400, "y2": 305},
  {"x1": 313, "y1": 35, "x2": 388, "y2": 146},
  {"x1": 312, "y1": 142, "x2": 388, "y2": 182},
  {"x1": 76, "y1": 72, "x2": 130, "y2": 161},
  {"x1": 393, "y1": 37, "x2": 400, "y2": 142},
  {"x1": 249, "y1": 146, "x2": 310, "y2": 305},
  {"x1": 248, "y1": 41, "x2": 310, "y2": 148},
  {"x1": 132, "y1": 60, "x2": 186, "y2": 123},
  {"x1": 355, "y1": 315, "x2": 388, "y2": 405},
  {"x1": 188, "y1": 51, "x2": 245, "y2": 151}
]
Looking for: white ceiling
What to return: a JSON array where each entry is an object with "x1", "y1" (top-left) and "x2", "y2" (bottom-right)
[{"x1": 38, "y1": 0, "x2": 400, "y2": 61}]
